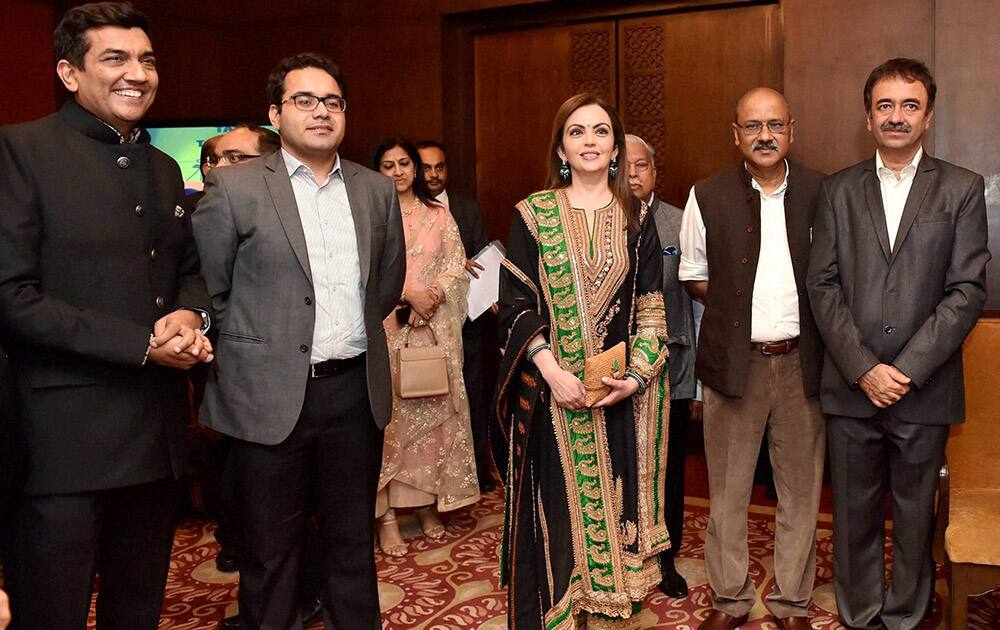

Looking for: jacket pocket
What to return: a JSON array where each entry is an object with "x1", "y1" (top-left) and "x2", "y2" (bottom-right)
[{"x1": 219, "y1": 330, "x2": 265, "y2": 344}]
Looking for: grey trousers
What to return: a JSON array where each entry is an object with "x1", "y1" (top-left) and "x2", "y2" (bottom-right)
[
  {"x1": 703, "y1": 348, "x2": 825, "y2": 618},
  {"x1": 826, "y1": 413, "x2": 948, "y2": 630}
]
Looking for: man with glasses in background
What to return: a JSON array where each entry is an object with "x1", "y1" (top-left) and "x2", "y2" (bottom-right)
[
  {"x1": 193, "y1": 53, "x2": 404, "y2": 629},
  {"x1": 678, "y1": 88, "x2": 826, "y2": 630}
]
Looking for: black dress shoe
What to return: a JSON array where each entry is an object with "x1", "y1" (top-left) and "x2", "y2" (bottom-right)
[
  {"x1": 658, "y1": 560, "x2": 689, "y2": 598},
  {"x1": 215, "y1": 553, "x2": 239, "y2": 573},
  {"x1": 300, "y1": 597, "x2": 323, "y2": 625},
  {"x1": 218, "y1": 614, "x2": 241, "y2": 630}
]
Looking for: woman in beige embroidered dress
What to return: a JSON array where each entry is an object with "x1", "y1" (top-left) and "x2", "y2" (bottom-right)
[{"x1": 372, "y1": 138, "x2": 479, "y2": 556}]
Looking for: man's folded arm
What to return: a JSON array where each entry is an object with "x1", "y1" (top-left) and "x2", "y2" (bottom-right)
[
  {"x1": 191, "y1": 170, "x2": 238, "y2": 328},
  {"x1": 892, "y1": 175, "x2": 990, "y2": 387},
  {"x1": 806, "y1": 180, "x2": 879, "y2": 385}
]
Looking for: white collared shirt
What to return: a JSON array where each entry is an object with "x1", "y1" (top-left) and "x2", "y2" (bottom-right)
[
  {"x1": 678, "y1": 160, "x2": 800, "y2": 342},
  {"x1": 282, "y1": 149, "x2": 367, "y2": 362},
  {"x1": 435, "y1": 189, "x2": 450, "y2": 208},
  {"x1": 875, "y1": 146, "x2": 922, "y2": 251}
]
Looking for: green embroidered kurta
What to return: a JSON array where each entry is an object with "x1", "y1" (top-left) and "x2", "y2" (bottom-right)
[{"x1": 494, "y1": 190, "x2": 671, "y2": 630}]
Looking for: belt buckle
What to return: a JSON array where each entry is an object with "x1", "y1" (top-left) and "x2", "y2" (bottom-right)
[
  {"x1": 310, "y1": 363, "x2": 321, "y2": 378},
  {"x1": 759, "y1": 344, "x2": 775, "y2": 356}
]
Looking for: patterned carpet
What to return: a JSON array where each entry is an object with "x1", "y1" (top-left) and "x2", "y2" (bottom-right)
[{"x1": 88, "y1": 488, "x2": 1000, "y2": 629}]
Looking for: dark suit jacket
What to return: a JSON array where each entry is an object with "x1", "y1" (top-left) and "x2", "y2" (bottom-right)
[
  {"x1": 447, "y1": 191, "x2": 489, "y2": 259},
  {"x1": 651, "y1": 197, "x2": 696, "y2": 400},
  {"x1": 0, "y1": 101, "x2": 210, "y2": 494},
  {"x1": 193, "y1": 151, "x2": 405, "y2": 441},
  {"x1": 0, "y1": 345, "x2": 22, "y2": 514},
  {"x1": 807, "y1": 152, "x2": 990, "y2": 424}
]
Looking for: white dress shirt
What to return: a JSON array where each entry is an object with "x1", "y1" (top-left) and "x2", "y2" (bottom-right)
[
  {"x1": 678, "y1": 160, "x2": 800, "y2": 342},
  {"x1": 435, "y1": 189, "x2": 450, "y2": 208},
  {"x1": 282, "y1": 149, "x2": 367, "y2": 362},
  {"x1": 875, "y1": 146, "x2": 923, "y2": 251}
]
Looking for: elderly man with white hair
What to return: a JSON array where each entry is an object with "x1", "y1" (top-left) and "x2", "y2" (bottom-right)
[{"x1": 625, "y1": 133, "x2": 696, "y2": 599}]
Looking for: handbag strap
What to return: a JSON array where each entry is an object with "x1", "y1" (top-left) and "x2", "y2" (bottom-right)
[{"x1": 400, "y1": 321, "x2": 439, "y2": 347}]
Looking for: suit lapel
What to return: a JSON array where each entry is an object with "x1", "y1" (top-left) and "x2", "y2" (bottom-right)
[
  {"x1": 889, "y1": 154, "x2": 937, "y2": 262},
  {"x1": 863, "y1": 162, "x2": 892, "y2": 262},
  {"x1": 263, "y1": 151, "x2": 313, "y2": 285},
  {"x1": 342, "y1": 160, "x2": 372, "y2": 289}
]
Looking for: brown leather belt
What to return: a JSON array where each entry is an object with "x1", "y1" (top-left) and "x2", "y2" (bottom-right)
[
  {"x1": 751, "y1": 337, "x2": 799, "y2": 356},
  {"x1": 310, "y1": 353, "x2": 365, "y2": 378}
]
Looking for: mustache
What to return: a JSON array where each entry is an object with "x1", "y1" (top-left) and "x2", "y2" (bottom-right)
[
  {"x1": 628, "y1": 177, "x2": 642, "y2": 186},
  {"x1": 752, "y1": 139, "x2": 779, "y2": 152},
  {"x1": 880, "y1": 121, "x2": 912, "y2": 133}
]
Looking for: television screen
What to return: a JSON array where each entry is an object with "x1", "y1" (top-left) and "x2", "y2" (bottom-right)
[
  {"x1": 147, "y1": 124, "x2": 276, "y2": 194},
  {"x1": 147, "y1": 125, "x2": 232, "y2": 193}
]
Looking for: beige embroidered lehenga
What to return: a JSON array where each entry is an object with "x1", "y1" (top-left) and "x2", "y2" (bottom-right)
[{"x1": 376, "y1": 201, "x2": 480, "y2": 517}]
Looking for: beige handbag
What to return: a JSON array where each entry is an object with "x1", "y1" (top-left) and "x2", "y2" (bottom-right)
[{"x1": 395, "y1": 324, "x2": 450, "y2": 399}]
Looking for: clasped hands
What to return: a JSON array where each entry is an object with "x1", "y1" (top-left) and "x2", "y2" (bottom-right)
[
  {"x1": 147, "y1": 309, "x2": 214, "y2": 369},
  {"x1": 538, "y1": 358, "x2": 638, "y2": 411},
  {"x1": 404, "y1": 284, "x2": 444, "y2": 327},
  {"x1": 859, "y1": 363, "x2": 911, "y2": 408}
]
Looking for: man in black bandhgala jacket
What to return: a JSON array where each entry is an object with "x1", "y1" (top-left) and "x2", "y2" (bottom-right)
[{"x1": 0, "y1": 4, "x2": 212, "y2": 629}]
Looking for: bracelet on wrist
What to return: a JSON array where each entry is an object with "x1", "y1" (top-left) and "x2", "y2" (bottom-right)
[
  {"x1": 526, "y1": 342, "x2": 551, "y2": 363},
  {"x1": 624, "y1": 370, "x2": 647, "y2": 395},
  {"x1": 142, "y1": 336, "x2": 153, "y2": 366}
]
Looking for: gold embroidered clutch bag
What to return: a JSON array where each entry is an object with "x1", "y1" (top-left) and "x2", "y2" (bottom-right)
[{"x1": 583, "y1": 341, "x2": 626, "y2": 407}]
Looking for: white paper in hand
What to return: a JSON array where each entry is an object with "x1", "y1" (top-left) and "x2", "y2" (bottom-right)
[{"x1": 466, "y1": 240, "x2": 506, "y2": 320}]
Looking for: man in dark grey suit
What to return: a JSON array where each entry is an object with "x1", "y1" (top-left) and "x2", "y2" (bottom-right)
[
  {"x1": 417, "y1": 139, "x2": 496, "y2": 490},
  {"x1": 625, "y1": 133, "x2": 695, "y2": 599},
  {"x1": 193, "y1": 53, "x2": 405, "y2": 630},
  {"x1": 807, "y1": 58, "x2": 990, "y2": 630}
]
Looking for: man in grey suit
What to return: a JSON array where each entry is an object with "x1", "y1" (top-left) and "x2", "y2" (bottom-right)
[
  {"x1": 193, "y1": 53, "x2": 405, "y2": 630},
  {"x1": 625, "y1": 134, "x2": 694, "y2": 599},
  {"x1": 807, "y1": 58, "x2": 990, "y2": 630}
]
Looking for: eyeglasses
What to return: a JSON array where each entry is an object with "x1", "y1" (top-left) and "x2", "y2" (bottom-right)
[
  {"x1": 281, "y1": 93, "x2": 348, "y2": 113},
  {"x1": 206, "y1": 150, "x2": 261, "y2": 167},
  {"x1": 735, "y1": 120, "x2": 789, "y2": 136}
]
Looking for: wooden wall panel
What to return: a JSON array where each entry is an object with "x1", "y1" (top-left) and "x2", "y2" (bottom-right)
[
  {"x1": 473, "y1": 22, "x2": 615, "y2": 242},
  {"x1": 620, "y1": 4, "x2": 783, "y2": 208},
  {"x1": 782, "y1": 0, "x2": 935, "y2": 175},
  {"x1": 934, "y1": 0, "x2": 1000, "y2": 310},
  {"x1": 1, "y1": 0, "x2": 57, "y2": 124}
]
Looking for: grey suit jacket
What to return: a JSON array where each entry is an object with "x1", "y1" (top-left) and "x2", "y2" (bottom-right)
[
  {"x1": 192, "y1": 151, "x2": 405, "y2": 443},
  {"x1": 651, "y1": 196, "x2": 696, "y2": 400},
  {"x1": 807, "y1": 153, "x2": 990, "y2": 424}
]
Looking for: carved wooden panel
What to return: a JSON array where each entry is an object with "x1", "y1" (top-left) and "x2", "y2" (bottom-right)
[
  {"x1": 624, "y1": 24, "x2": 664, "y2": 72},
  {"x1": 619, "y1": 7, "x2": 782, "y2": 207},
  {"x1": 571, "y1": 27, "x2": 615, "y2": 102},
  {"x1": 474, "y1": 21, "x2": 617, "y2": 243}
]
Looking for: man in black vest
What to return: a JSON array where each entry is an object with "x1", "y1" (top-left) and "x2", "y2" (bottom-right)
[
  {"x1": 0, "y1": 3, "x2": 212, "y2": 628},
  {"x1": 678, "y1": 88, "x2": 825, "y2": 630}
]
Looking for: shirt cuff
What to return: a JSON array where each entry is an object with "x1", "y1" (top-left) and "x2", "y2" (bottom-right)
[{"x1": 678, "y1": 258, "x2": 709, "y2": 282}]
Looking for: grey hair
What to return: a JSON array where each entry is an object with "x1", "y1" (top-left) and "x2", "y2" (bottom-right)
[{"x1": 624, "y1": 134, "x2": 655, "y2": 167}]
